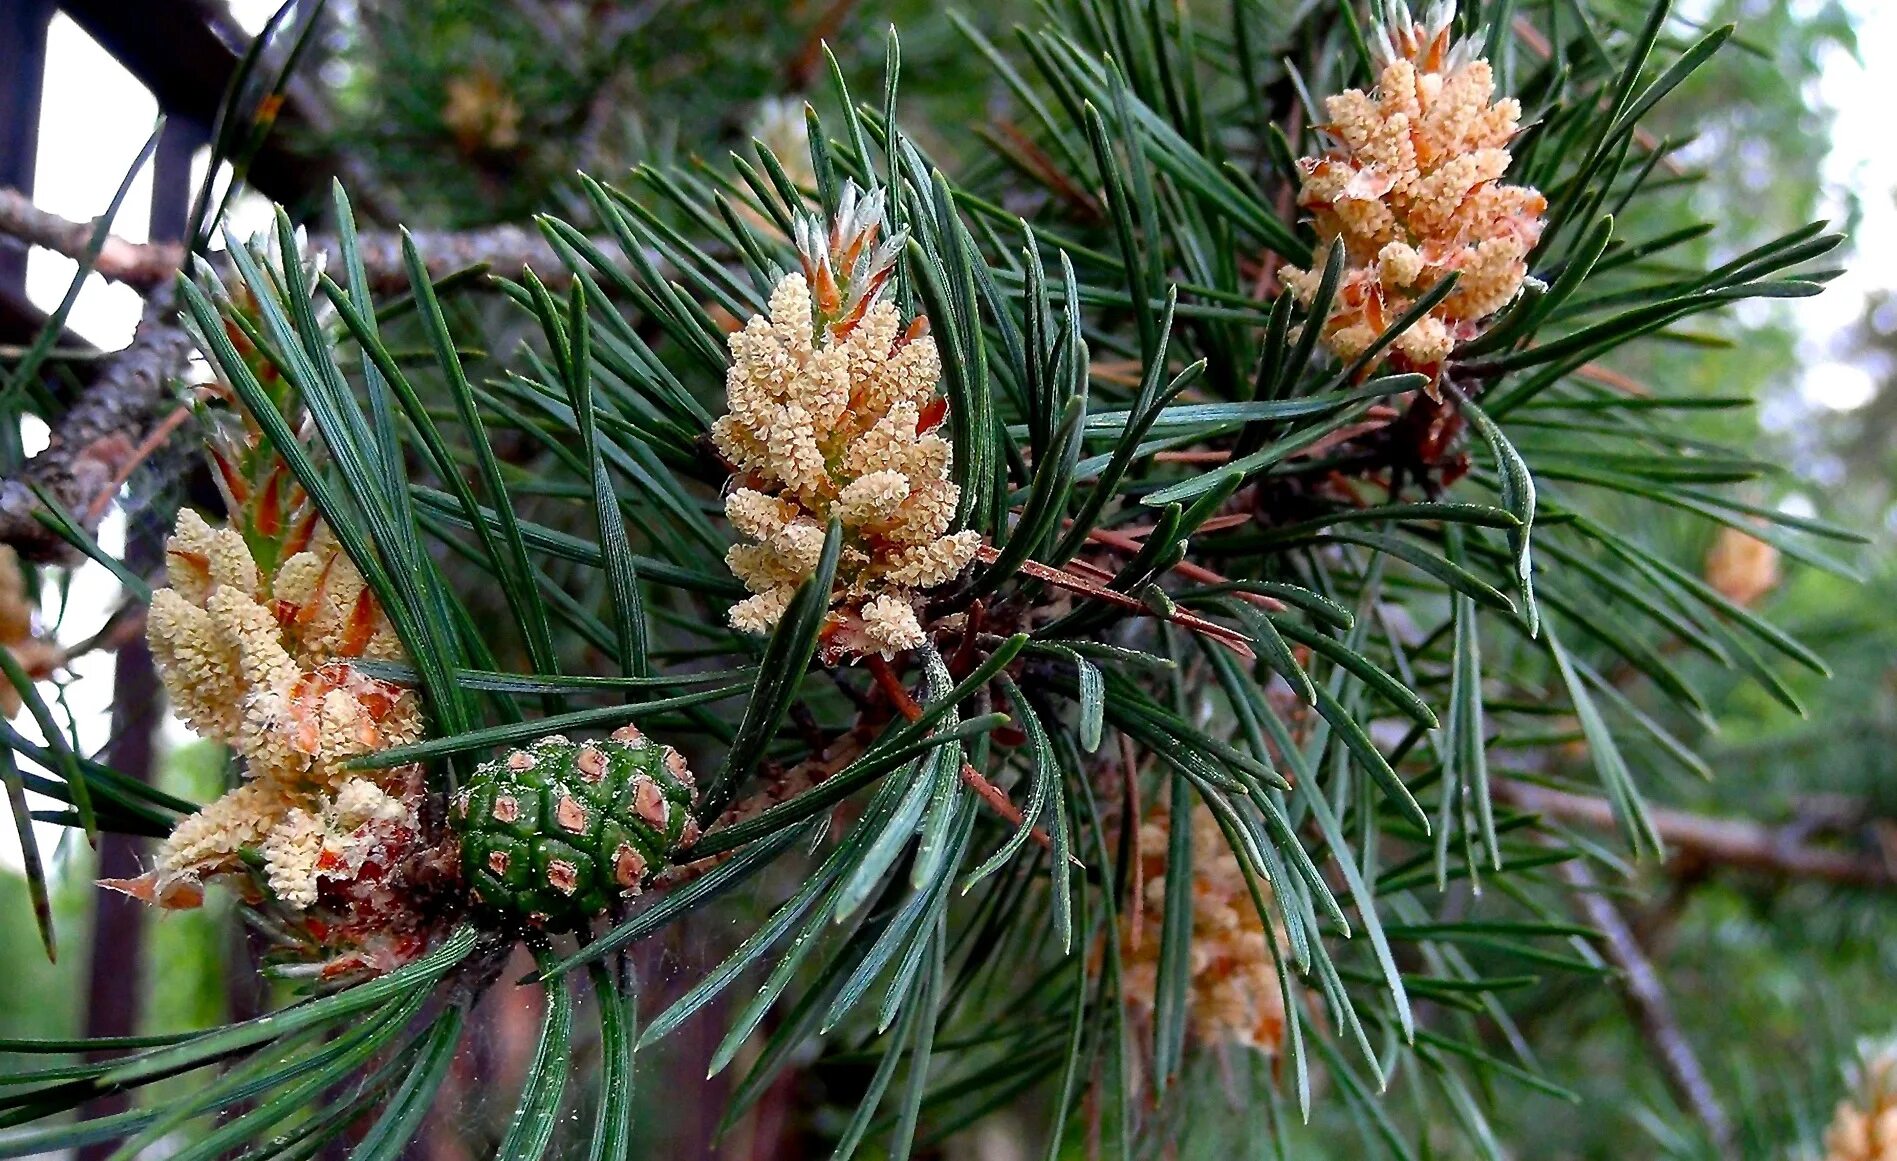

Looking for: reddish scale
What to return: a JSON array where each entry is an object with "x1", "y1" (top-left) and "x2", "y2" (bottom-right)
[
  {"x1": 167, "y1": 547, "x2": 212, "y2": 583},
  {"x1": 835, "y1": 218, "x2": 877, "y2": 272},
  {"x1": 279, "y1": 555, "x2": 341, "y2": 636},
  {"x1": 278, "y1": 663, "x2": 412, "y2": 756},
  {"x1": 254, "y1": 465, "x2": 285, "y2": 537},
  {"x1": 915, "y1": 396, "x2": 948, "y2": 434},
  {"x1": 280, "y1": 510, "x2": 319, "y2": 559},
  {"x1": 810, "y1": 259, "x2": 843, "y2": 318},
  {"x1": 221, "y1": 316, "x2": 252, "y2": 357},
  {"x1": 340, "y1": 588, "x2": 380, "y2": 657},
  {"x1": 208, "y1": 449, "x2": 250, "y2": 507},
  {"x1": 1400, "y1": 20, "x2": 1456, "y2": 73}
]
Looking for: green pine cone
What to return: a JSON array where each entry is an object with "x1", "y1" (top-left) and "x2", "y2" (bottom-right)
[{"x1": 451, "y1": 727, "x2": 700, "y2": 930}]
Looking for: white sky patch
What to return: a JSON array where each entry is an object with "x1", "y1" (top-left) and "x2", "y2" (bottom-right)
[
  {"x1": 191, "y1": 153, "x2": 281, "y2": 246},
  {"x1": 25, "y1": 14, "x2": 157, "y2": 351},
  {"x1": 1780, "y1": 492, "x2": 1820, "y2": 520},
  {"x1": 1793, "y1": 0, "x2": 1897, "y2": 407},
  {"x1": 227, "y1": 0, "x2": 286, "y2": 37},
  {"x1": 1801, "y1": 359, "x2": 1878, "y2": 410}
]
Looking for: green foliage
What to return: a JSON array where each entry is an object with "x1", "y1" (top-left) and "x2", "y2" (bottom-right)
[
  {"x1": 0, "y1": 0, "x2": 1876, "y2": 1157},
  {"x1": 326, "y1": 0, "x2": 1024, "y2": 226}
]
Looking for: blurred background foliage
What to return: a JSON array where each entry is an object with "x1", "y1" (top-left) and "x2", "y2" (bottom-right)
[{"x1": 4, "y1": 0, "x2": 1895, "y2": 1157}]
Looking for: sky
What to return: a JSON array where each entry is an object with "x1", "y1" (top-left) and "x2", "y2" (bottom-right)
[
  {"x1": 3, "y1": 2, "x2": 1897, "y2": 873},
  {"x1": 1792, "y1": 0, "x2": 1897, "y2": 412}
]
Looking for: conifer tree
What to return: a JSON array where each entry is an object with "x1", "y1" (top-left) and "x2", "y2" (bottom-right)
[{"x1": 0, "y1": 0, "x2": 1879, "y2": 1157}]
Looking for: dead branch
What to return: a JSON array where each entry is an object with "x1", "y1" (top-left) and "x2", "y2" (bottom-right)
[
  {"x1": 1498, "y1": 778, "x2": 1897, "y2": 889},
  {"x1": 0, "y1": 189, "x2": 186, "y2": 291}
]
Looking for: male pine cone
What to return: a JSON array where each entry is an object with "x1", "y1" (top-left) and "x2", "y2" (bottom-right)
[{"x1": 452, "y1": 728, "x2": 700, "y2": 930}]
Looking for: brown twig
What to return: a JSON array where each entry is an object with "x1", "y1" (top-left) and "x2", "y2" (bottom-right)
[
  {"x1": 1574, "y1": 362, "x2": 1652, "y2": 396},
  {"x1": 976, "y1": 121, "x2": 1105, "y2": 220},
  {"x1": 1079, "y1": 527, "x2": 1287, "y2": 614},
  {"x1": 958, "y1": 761, "x2": 1045, "y2": 844},
  {"x1": 978, "y1": 543, "x2": 1257, "y2": 657},
  {"x1": 0, "y1": 186, "x2": 615, "y2": 294},
  {"x1": 1151, "y1": 450, "x2": 1235, "y2": 465},
  {"x1": 1112, "y1": 512, "x2": 1252, "y2": 538},
  {"x1": 337, "y1": 223, "x2": 603, "y2": 293},
  {"x1": 0, "y1": 188, "x2": 185, "y2": 291},
  {"x1": 1287, "y1": 407, "x2": 1403, "y2": 461},
  {"x1": 83, "y1": 405, "x2": 192, "y2": 525},
  {"x1": 1559, "y1": 859, "x2": 1736, "y2": 1157},
  {"x1": 1497, "y1": 778, "x2": 1897, "y2": 889},
  {"x1": 866, "y1": 654, "x2": 925, "y2": 721},
  {"x1": 788, "y1": 0, "x2": 863, "y2": 89},
  {"x1": 1061, "y1": 556, "x2": 1118, "y2": 585},
  {"x1": 866, "y1": 654, "x2": 1052, "y2": 850}
]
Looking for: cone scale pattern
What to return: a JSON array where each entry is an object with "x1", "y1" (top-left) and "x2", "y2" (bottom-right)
[{"x1": 453, "y1": 728, "x2": 700, "y2": 930}]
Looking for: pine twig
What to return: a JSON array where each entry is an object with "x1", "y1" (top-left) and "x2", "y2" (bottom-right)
[
  {"x1": 788, "y1": 0, "x2": 865, "y2": 89},
  {"x1": 1559, "y1": 858, "x2": 1736, "y2": 1158},
  {"x1": 1497, "y1": 778, "x2": 1897, "y2": 889},
  {"x1": 0, "y1": 185, "x2": 614, "y2": 294},
  {"x1": 974, "y1": 543, "x2": 1259, "y2": 656},
  {"x1": 1080, "y1": 526, "x2": 1287, "y2": 613},
  {"x1": 866, "y1": 653, "x2": 1052, "y2": 850},
  {"x1": 0, "y1": 188, "x2": 185, "y2": 292}
]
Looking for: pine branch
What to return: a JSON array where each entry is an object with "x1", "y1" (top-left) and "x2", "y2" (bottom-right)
[
  {"x1": 1497, "y1": 778, "x2": 1896, "y2": 889},
  {"x1": 0, "y1": 190, "x2": 644, "y2": 562},
  {"x1": 0, "y1": 186, "x2": 610, "y2": 293},
  {"x1": 336, "y1": 223, "x2": 594, "y2": 293},
  {"x1": 0, "y1": 188, "x2": 186, "y2": 292}
]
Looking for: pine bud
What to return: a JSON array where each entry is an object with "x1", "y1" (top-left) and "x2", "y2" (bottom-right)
[
  {"x1": 713, "y1": 184, "x2": 979, "y2": 660},
  {"x1": 1282, "y1": 0, "x2": 1545, "y2": 383},
  {"x1": 1825, "y1": 1039, "x2": 1897, "y2": 1161}
]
